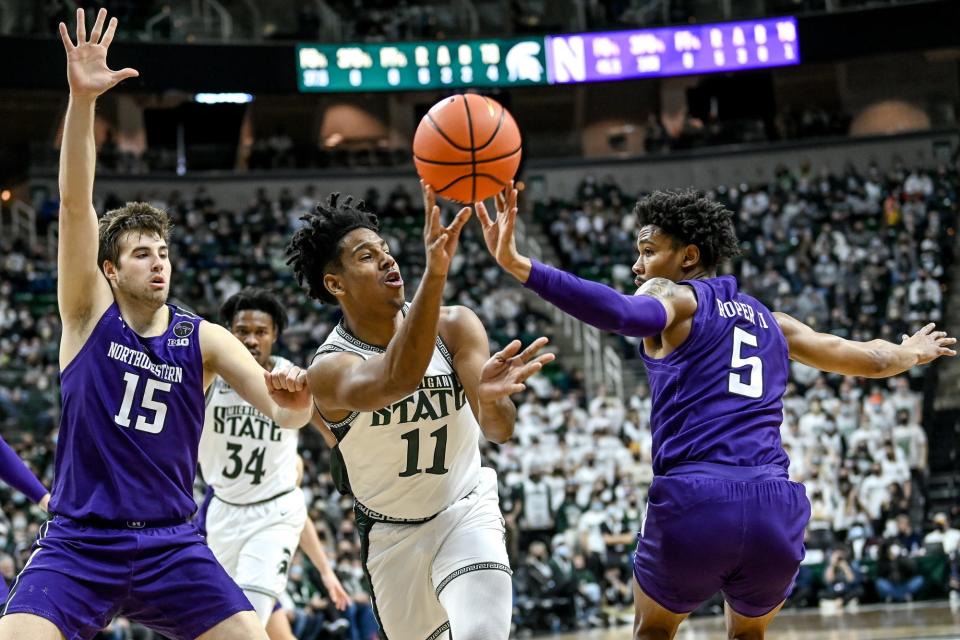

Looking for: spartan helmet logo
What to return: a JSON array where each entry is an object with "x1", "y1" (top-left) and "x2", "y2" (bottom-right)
[
  {"x1": 278, "y1": 548, "x2": 292, "y2": 576},
  {"x1": 505, "y1": 41, "x2": 543, "y2": 82}
]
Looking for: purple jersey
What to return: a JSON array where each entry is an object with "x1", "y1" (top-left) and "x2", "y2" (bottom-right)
[
  {"x1": 641, "y1": 275, "x2": 789, "y2": 475},
  {"x1": 51, "y1": 302, "x2": 205, "y2": 521}
]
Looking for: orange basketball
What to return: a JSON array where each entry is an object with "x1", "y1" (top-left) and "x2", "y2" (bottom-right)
[{"x1": 413, "y1": 94, "x2": 522, "y2": 204}]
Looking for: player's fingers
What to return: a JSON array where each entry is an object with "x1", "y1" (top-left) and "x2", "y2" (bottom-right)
[
  {"x1": 58, "y1": 22, "x2": 75, "y2": 50},
  {"x1": 509, "y1": 383, "x2": 526, "y2": 394},
  {"x1": 100, "y1": 16, "x2": 118, "y2": 48},
  {"x1": 447, "y1": 206, "x2": 472, "y2": 238},
  {"x1": 474, "y1": 201, "x2": 493, "y2": 229},
  {"x1": 516, "y1": 336, "x2": 549, "y2": 361},
  {"x1": 424, "y1": 203, "x2": 440, "y2": 240},
  {"x1": 284, "y1": 367, "x2": 302, "y2": 391},
  {"x1": 76, "y1": 8, "x2": 87, "y2": 43},
  {"x1": 262, "y1": 369, "x2": 275, "y2": 392},
  {"x1": 429, "y1": 232, "x2": 449, "y2": 253},
  {"x1": 939, "y1": 337, "x2": 957, "y2": 345},
  {"x1": 511, "y1": 361, "x2": 544, "y2": 383},
  {"x1": 495, "y1": 339, "x2": 522, "y2": 360},
  {"x1": 421, "y1": 180, "x2": 435, "y2": 218},
  {"x1": 901, "y1": 334, "x2": 910, "y2": 343},
  {"x1": 919, "y1": 322, "x2": 936, "y2": 335},
  {"x1": 531, "y1": 353, "x2": 556, "y2": 367},
  {"x1": 90, "y1": 8, "x2": 107, "y2": 43},
  {"x1": 495, "y1": 190, "x2": 506, "y2": 213},
  {"x1": 112, "y1": 68, "x2": 140, "y2": 83},
  {"x1": 941, "y1": 348, "x2": 958, "y2": 357},
  {"x1": 508, "y1": 183, "x2": 518, "y2": 211}
]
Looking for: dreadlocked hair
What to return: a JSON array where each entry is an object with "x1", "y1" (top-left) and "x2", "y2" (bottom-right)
[
  {"x1": 633, "y1": 189, "x2": 740, "y2": 270},
  {"x1": 285, "y1": 192, "x2": 380, "y2": 304}
]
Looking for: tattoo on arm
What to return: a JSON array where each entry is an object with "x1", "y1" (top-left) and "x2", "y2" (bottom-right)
[{"x1": 638, "y1": 277, "x2": 676, "y2": 300}]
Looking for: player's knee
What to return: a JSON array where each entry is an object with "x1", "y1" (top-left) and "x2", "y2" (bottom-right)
[
  {"x1": 451, "y1": 615, "x2": 510, "y2": 640},
  {"x1": 634, "y1": 627, "x2": 673, "y2": 640}
]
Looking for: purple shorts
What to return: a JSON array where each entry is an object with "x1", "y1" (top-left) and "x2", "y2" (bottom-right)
[
  {"x1": 634, "y1": 462, "x2": 810, "y2": 617},
  {"x1": 2, "y1": 515, "x2": 252, "y2": 640}
]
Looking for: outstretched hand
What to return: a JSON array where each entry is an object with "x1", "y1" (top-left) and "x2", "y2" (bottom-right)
[
  {"x1": 59, "y1": 8, "x2": 139, "y2": 99},
  {"x1": 475, "y1": 181, "x2": 533, "y2": 282},
  {"x1": 901, "y1": 323, "x2": 957, "y2": 365},
  {"x1": 421, "y1": 180, "x2": 472, "y2": 277},
  {"x1": 478, "y1": 337, "x2": 555, "y2": 403}
]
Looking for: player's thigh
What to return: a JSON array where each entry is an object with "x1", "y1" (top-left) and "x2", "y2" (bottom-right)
[
  {"x1": 197, "y1": 610, "x2": 267, "y2": 640},
  {"x1": 724, "y1": 599, "x2": 785, "y2": 640},
  {"x1": 204, "y1": 499, "x2": 244, "y2": 573},
  {"x1": 235, "y1": 512, "x2": 305, "y2": 598},
  {"x1": 634, "y1": 476, "x2": 731, "y2": 613},
  {"x1": 432, "y1": 489, "x2": 511, "y2": 598},
  {"x1": 0, "y1": 613, "x2": 65, "y2": 640},
  {"x1": 632, "y1": 579, "x2": 688, "y2": 640},
  {"x1": 128, "y1": 525, "x2": 254, "y2": 639},
  {"x1": 366, "y1": 521, "x2": 448, "y2": 639},
  {"x1": 723, "y1": 480, "x2": 808, "y2": 617}
]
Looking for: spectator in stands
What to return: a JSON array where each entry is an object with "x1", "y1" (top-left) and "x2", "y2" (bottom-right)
[
  {"x1": 875, "y1": 541, "x2": 925, "y2": 603},
  {"x1": 924, "y1": 512, "x2": 960, "y2": 557},
  {"x1": 820, "y1": 547, "x2": 863, "y2": 610}
]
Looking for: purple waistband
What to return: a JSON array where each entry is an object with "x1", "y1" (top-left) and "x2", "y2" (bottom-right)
[{"x1": 664, "y1": 461, "x2": 788, "y2": 482}]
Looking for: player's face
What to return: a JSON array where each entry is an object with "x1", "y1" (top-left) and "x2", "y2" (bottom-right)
[
  {"x1": 632, "y1": 225, "x2": 687, "y2": 286},
  {"x1": 230, "y1": 309, "x2": 277, "y2": 368},
  {"x1": 332, "y1": 228, "x2": 404, "y2": 310},
  {"x1": 108, "y1": 231, "x2": 171, "y2": 307}
]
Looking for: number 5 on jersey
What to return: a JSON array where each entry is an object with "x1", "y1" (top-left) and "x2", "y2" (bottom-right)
[
  {"x1": 115, "y1": 372, "x2": 171, "y2": 434},
  {"x1": 728, "y1": 327, "x2": 763, "y2": 398}
]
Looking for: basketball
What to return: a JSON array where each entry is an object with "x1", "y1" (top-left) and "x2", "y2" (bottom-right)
[{"x1": 413, "y1": 94, "x2": 522, "y2": 204}]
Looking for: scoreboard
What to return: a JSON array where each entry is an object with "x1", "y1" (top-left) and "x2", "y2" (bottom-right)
[
  {"x1": 296, "y1": 17, "x2": 799, "y2": 93},
  {"x1": 297, "y1": 38, "x2": 548, "y2": 92}
]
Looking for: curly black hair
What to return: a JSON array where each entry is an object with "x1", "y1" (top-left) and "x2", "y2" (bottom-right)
[
  {"x1": 220, "y1": 287, "x2": 287, "y2": 333},
  {"x1": 633, "y1": 189, "x2": 740, "y2": 270},
  {"x1": 285, "y1": 192, "x2": 380, "y2": 304}
]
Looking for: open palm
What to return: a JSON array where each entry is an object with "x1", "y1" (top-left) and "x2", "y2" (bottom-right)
[
  {"x1": 478, "y1": 337, "x2": 555, "y2": 402},
  {"x1": 475, "y1": 182, "x2": 520, "y2": 268},
  {"x1": 59, "y1": 8, "x2": 139, "y2": 98}
]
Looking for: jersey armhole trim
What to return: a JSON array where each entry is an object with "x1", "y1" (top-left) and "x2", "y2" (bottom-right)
[{"x1": 59, "y1": 301, "x2": 119, "y2": 379}]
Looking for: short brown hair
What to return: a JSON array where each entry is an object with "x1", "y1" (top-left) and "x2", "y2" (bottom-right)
[{"x1": 97, "y1": 202, "x2": 172, "y2": 270}]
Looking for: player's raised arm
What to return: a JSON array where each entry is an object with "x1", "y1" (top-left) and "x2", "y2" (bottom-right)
[
  {"x1": 442, "y1": 306, "x2": 555, "y2": 443},
  {"x1": 200, "y1": 322, "x2": 313, "y2": 428},
  {"x1": 475, "y1": 184, "x2": 693, "y2": 338},
  {"x1": 56, "y1": 9, "x2": 138, "y2": 332},
  {"x1": 775, "y1": 313, "x2": 956, "y2": 378},
  {"x1": 307, "y1": 184, "x2": 472, "y2": 413}
]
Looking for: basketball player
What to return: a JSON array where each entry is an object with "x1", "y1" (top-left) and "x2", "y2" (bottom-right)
[
  {"x1": 200, "y1": 288, "x2": 349, "y2": 625},
  {"x1": 476, "y1": 185, "x2": 956, "y2": 639},
  {"x1": 0, "y1": 434, "x2": 50, "y2": 602},
  {"x1": 285, "y1": 186, "x2": 554, "y2": 639},
  {"x1": 0, "y1": 10, "x2": 313, "y2": 640}
]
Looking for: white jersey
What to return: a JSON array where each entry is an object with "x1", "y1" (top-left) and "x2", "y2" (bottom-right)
[
  {"x1": 316, "y1": 313, "x2": 482, "y2": 522},
  {"x1": 199, "y1": 356, "x2": 300, "y2": 504}
]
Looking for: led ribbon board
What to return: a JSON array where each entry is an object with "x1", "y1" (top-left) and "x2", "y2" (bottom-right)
[{"x1": 296, "y1": 17, "x2": 799, "y2": 93}]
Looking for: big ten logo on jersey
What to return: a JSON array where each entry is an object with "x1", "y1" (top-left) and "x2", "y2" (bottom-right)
[
  {"x1": 212, "y1": 405, "x2": 283, "y2": 442},
  {"x1": 168, "y1": 320, "x2": 194, "y2": 347},
  {"x1": 370, "y1": 373, "x2": 467, "y2": 426}
]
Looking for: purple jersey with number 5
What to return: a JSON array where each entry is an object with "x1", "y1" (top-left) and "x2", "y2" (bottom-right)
[
  {"x1": 641, "y1": 276, "x2": 789, "y2": 476},
  {"x1": 51, "y1": 302, "x2": 206, "y2": 521}
]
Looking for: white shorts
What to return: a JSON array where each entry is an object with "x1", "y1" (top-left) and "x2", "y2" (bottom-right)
[
  {"x1": 205, "y1": 487, "x2": 307, "y2": 600},
  {"x1": 361, "y1": 467, "x2": 511, "y2": 640}
]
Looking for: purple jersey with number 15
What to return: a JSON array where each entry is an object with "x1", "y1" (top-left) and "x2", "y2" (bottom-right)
[
  {"x1": 641, "y1": 275, "x2": 790, "y2": 476},
  {"x1": 51, "y1": 302, "x2": 206, "y2": 521}
]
